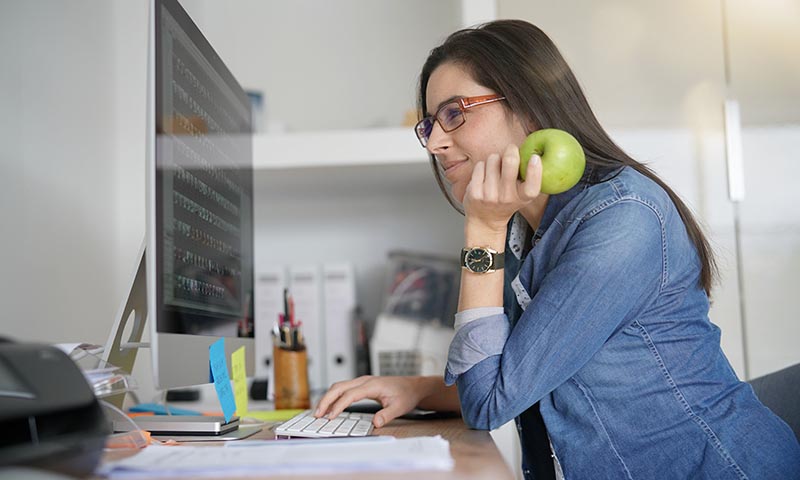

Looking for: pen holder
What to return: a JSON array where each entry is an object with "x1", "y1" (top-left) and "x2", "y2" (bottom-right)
[{"x1": 272, "y1": 344, "x2": 310, "y2": 409}]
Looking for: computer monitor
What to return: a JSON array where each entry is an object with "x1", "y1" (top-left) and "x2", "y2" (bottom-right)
[
  {"x1": 146, "y1": 0, "x2": 255, "y2": 390},
  {"x1": 100, "y1": 0, "x2": 255, "y2": 433}
]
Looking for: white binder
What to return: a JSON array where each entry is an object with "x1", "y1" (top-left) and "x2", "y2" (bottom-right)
[
  {"x1": 288, "y1": 265, "x2": 325, "y2": 392},
  {"x1": 322, "y1": 263, "x2": 356, "y2": 386}
]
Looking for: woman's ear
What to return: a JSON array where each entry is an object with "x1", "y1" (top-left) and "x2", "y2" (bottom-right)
[{"x1": 525, "y1": 117, "x2": 539, "y2": 135}]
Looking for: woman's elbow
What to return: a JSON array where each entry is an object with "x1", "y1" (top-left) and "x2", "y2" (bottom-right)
[
  {"x1": 463, "y1": 408, "x2": 509, "y2": 431},
  {"x1": 456, "y1": 360, "x2": 511, "y2": 430},
  {"x1": 459, "y1": 392, "x2": 508, "y2": 431}
]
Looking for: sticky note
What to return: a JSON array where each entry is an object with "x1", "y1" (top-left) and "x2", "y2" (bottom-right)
[
  {"x1": 243, "y1": 409, "x2": 305, "y2": 422},
  {"x1": 231, "y1": 346, "x2": 248, "y2": 417},
  {"x1": 209, "y1": 338, "x2": 236, "y2": 423}
]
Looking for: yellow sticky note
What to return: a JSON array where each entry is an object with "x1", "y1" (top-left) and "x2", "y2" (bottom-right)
[
  {"x1": 243, "y1": 409, "x2": 306, "y2": 422},
  {"x1": 231, "y1": 346, "x2": 248, "y2": 416}
]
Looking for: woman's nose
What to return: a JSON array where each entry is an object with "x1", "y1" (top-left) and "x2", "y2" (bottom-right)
[{"x1": 425, "y1": 122, "x2": 451, "y2": 154}]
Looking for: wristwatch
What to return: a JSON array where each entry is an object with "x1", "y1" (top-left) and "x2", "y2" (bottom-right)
[{"x1": 461, "y1": 247, "x2": 505, "y2": 274}]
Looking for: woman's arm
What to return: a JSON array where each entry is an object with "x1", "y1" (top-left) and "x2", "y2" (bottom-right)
[
  {"x1": 450, "y1": 200, "x2": 666, "y2": 430},
  {"x1": 416, "y1": 376, "x2": 461, "y2": 412},
  {"x1": 458, "y1": 147, "x2": 542, "y2": 312}
]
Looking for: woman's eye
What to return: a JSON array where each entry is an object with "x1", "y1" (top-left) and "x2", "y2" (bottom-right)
[{"x1": 442, "y1": 106, "x2": 462, "y2": 125}]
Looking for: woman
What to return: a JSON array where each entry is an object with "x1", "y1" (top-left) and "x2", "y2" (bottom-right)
[{"x1": 314, "y1": 20, "x2": 800, "y2": 479}]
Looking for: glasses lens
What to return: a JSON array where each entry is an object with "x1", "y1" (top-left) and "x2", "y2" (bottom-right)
[
  {"x1": 438, "y1": 102, "x2": 464, "y2": 131},
  {"x1": 416, "y1": 117, "x2": 434, "y2": 146}
]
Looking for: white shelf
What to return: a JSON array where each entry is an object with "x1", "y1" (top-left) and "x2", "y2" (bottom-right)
[{"x1": 253, "y1": 127, "x2": 428, "y2": 169}]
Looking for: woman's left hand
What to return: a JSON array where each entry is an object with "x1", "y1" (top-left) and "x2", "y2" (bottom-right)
[{"x1": 463, "y1": 144, "x2": 543, "y2": 234}]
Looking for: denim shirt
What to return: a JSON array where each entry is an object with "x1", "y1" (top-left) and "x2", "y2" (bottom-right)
[{"x1": 445, "y1": 166, "x2": 800, "y2": 479}]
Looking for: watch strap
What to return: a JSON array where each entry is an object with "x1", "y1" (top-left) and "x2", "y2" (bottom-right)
[{"x1": 493, "y1": 251, "x2": 505, "y2": 270}]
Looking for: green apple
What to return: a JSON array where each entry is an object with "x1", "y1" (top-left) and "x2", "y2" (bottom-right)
[{"x1": 519, "y1": 128, "x2": 586, "y2": 194}]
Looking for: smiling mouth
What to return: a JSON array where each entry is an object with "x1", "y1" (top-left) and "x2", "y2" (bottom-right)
[{"x1": 443, "y1": 160, "x2": 469, "y2": 179}]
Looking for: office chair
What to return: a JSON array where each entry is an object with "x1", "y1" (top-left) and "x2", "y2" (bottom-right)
[{"x1": 748, "y1": 363, "x2": 800, "y2": 441}]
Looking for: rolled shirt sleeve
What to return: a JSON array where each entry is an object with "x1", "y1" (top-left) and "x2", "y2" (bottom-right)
[{"x1": 446, "y1": 308, "x2": 509, "y2": 385}]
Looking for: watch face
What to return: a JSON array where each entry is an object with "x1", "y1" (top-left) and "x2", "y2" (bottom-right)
[{"x1": 465, "y1": 248, "x2": 492, "y2": 273}]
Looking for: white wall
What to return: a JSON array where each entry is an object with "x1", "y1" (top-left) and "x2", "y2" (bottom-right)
[
  {"x1": 179, "y1": 0, "x2": 462, "y2": 132},
  {"x1": 1, "y1": 1, "x2": 124, "y2": 344}
]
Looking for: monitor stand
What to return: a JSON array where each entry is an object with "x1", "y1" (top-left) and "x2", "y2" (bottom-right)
[
  {"x1": 103, "y1": 242, "x2": 148, "y2": 408},
  {"x1": 102, "y1": 241, "x2": 255, "y2": 438}
]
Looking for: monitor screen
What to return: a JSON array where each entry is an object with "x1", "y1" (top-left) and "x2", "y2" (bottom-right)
[{"x1": 148, "y1": 0, "x2": 254, "y2": 389}]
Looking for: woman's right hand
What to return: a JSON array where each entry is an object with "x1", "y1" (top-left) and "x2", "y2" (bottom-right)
[
  {"x1": 463, "y1": 144, "x2": 543, "y2": 234},
  {"x1": 313, "y1": 375, "x2": 424, "y2": 428}
]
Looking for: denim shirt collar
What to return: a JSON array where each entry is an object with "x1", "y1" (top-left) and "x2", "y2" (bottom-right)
[{"x1": 536, "y1": 165, "x2": 598, "y2": 238}]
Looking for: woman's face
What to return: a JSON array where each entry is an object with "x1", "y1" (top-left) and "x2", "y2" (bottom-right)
[{"x1": 425, "y1": 62, "x2": 529, "y2": 203}]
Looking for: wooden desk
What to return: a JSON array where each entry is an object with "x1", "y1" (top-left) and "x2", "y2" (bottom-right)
[{"x1": 99, "y1": 417, "x2": 514, "y2": 479}]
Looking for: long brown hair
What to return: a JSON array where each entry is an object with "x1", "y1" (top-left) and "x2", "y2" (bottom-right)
[{"x1": 418, "y1": 20, "x2": 717, "y2": 295}]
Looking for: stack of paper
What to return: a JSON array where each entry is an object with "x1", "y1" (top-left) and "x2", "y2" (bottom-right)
[
  {"x1": 99, "y1": 436, "x2": 454, "y2": 477},
  {"x1": 55, "y1": 343, "x2": 137, "y2": 398}
]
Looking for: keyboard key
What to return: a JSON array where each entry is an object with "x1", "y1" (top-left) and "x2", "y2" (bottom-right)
[
  {"x1": 318, "y1": 418, "x2": 345, "y2": 435},
  {"x1": 302, "y1": 418, "x2": 329, "y2": 433},
  {"x1": 334, "y1": 419, "x2": 358, "y2": 435},
  {"x1": 279, "y1": 410, "x2": 310, "y2": 430},
  {"x1": 285, "y1": 415, "x2": 316, "y2": 432},
  {"x1": 350, "y1": 420, "x2": 372, "y2": 436}
]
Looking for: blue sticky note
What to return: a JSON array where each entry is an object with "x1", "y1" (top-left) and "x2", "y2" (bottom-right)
[{"x1": 209, "y1": 338, "x2": 236, "y2": 423}]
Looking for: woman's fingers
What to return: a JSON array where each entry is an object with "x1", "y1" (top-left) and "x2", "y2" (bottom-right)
[
  {"x1": 518, "y1": 153, "x2": 542, "y2": 201},
  {"x1": 500, "y1": 144, "x2": 521, "y2": 202},
  {"x1": 373, "y1": 400, "x2": 409, "y2": 428},
  {"x1": 313, "y1": 376, "x2": 421, "y2": 429},
  {"x1": 313, "y1": 376, "x2": 371, "y2": 417},
  {"x1": 466, "y1": 159, "x2": 485, "y2": 201},
  {"x1": 321, "y1": 377, "x2": 389, "y2": 420},
  {"x1": 463, "y1": 145, "x2": 541, "y2": 227},
  {"x1": 483, "y1": 153, "x2": 501, "y2": 202}
]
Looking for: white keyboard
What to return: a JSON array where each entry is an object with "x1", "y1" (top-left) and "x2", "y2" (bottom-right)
[{"x1": 274, "y1": 410, "x2": 375, "y2": 439}]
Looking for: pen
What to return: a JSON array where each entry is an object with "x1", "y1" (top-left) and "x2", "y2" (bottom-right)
[
  {"x1": 283, "y1": 288, "x2": 289, "y2": 325},
  {"x1": 288, "y1": 294, "x2": 295, "y2": 327}
]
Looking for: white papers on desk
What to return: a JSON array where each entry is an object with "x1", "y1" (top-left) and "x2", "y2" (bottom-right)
[
  {"x1": 54, "y1": 343, "x2": 137, "y2": 398},
  {"x1": 99, "y1": 435, "x2": 454, "y2": 477}
]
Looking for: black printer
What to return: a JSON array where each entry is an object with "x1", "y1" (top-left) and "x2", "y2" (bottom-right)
[{"x1": 0, "y1": 341, "x2": 110, "y2": 478}]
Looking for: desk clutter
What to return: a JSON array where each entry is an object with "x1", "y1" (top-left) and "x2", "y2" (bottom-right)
[
  {"x1": 0, "y1": 341, "x2": 110, "y2": 478},
  {"x1": 255, "y1": 252, "x2": 461, "y2": 400},
  {"x1": 371, "y1": 251, "x2": 460, "y2": 377},
  {"x1": 272, "y1": 288, "x2": 311, "y2": 409},
  {"x1": 254, "y1": 264, "x2": 360, "y2": 398}
]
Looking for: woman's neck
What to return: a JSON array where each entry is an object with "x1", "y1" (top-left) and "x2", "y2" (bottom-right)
[{"x1": 518, "y1": 194, "x2": 549, "y2": 232}]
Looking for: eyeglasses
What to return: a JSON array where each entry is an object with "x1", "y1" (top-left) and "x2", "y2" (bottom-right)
[{"x1": 414, "y1": 94, "x2": 506, "y2": 147}]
